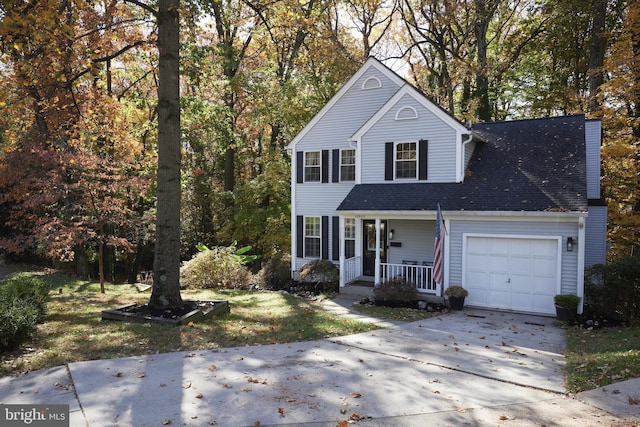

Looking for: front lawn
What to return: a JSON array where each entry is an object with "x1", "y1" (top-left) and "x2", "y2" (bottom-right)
[
  {"x1": 566, "y1": 326, "x2": 640, "y2": 393},
  {"x1": 0, "y1": 271, "x2": 377, "y2": 377}
]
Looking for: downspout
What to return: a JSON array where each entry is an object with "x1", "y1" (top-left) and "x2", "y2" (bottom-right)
[
  {"x1": 288, "y1": 148, "x2": 296, "y2": 279},
  {"x1": 460, "y1": 133, "x2": 473, "y2": 182}
]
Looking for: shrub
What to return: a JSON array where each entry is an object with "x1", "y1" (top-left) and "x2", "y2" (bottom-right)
[
  {"x1": 373, "y1": 277, "x2": 418, "y2": 308},
  {"x1": 0, "y1": 273, "x2": 50, "y2": 321},
  {"x1": 297, "y1": 259, "x2": 339, "y2": 293},
  {"x1": 255, "y1": 252, "x2": 291, "y2": 290},
  {"x1": 0, "y1": 274, "x2": 49, "y2": 352},
  {"x1": 584, "y1": 256, "x2": 640, "y2": 325},
  {"x1": 0, "y1": 298, "x2": 39, "y2": 351},
  {"x1": 554, "y1": 294, "x2": 580, "y2": 310},
  {"x1": 180, "y1": 246, "x2": 251, "y2": 289}
]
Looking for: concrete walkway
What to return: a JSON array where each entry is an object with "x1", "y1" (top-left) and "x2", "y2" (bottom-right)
[{"x1": 1, "y1": 296, "x2": 639, "y2": 426}]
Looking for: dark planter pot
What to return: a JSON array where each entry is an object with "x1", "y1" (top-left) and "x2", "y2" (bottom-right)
[
  {"x1": 555, "y1": 304, "x2": 577, "y2": 322},
  {"x1": 449, "y1": 296, "x2": 465, "y2": 311}
]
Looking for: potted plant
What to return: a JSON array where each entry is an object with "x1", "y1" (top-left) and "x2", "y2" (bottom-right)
[
  {"x1": 554, "y1": 294, "x2": 580, "y2": 322},
  {"x1": 444, "y1": 285, "x2": 468, "y2": 310}
]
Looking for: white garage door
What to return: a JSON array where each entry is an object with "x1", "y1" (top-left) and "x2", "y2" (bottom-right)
[{"x1": 464, "y1": 236, "x2": 560, "y2": 315}]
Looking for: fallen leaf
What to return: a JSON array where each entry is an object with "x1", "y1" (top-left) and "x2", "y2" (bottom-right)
[
  {"x1": 499, "y1": 415, "x2": 509, "y2": 420},
  {"x1": 337, "y1": 421, "x2": 348, "y2": 427},
  {"x1": 182, "y1": 382, "x2": 192, "y2": 389},
  {"x1": 222, "y1": 383, "x2": 232, "y2": 388},
  {"x1": 340, "y1": 409, "x2": 347, "y2": 414},
  {"x1": 278, "y1": 407, "x2": 285, "y2": 416},
  {"x1": 209, "y1": 364, "x2": 218, "y2": 371},
  {"x1": 629, "y1": 396, "x2": 640, "y2": 405},
  {"x1": 187, "y1": 321, "x2": 195, "y2": 327},
  {"x1": 195, "y1": 393, "x2": 203, "y2": 398},
  {"x1": 115, "y1": 372, "x2": 124, "y2": 377},
  {"x1": 253, "y1": 421, "x2": 261, "y2": 426},
  {"x1": 349, "y1": 392, "x2": 362, "y2": 398},
  {"x1": 248, "y1": 376, "x2": 259, "y2": 383},
  {"x1": 242, "y1": 387, "x2": 252, "y2": 392},
  {"x1": 207, "y1": 420, "x2": 217, "y2": 425},
  {"x1": 191, "y1": 415, "x2": 198, "y2": 419},
  {"x1": 162, "y1": 420, "x2": 172, "y2": 425}
]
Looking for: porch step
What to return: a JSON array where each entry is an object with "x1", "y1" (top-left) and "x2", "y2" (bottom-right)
[{"x1": 340, "y1": 285, "x2": 374, "y2": 297}]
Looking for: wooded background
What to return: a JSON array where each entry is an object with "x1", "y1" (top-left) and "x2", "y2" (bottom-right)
[{"x1": 0, "y1": 0, "x2": 638, "y2": 282}]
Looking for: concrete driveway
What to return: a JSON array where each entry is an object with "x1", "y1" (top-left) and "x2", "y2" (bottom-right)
[{"x1": 1, "y1": 300, "x2": 637, "y2": 426}]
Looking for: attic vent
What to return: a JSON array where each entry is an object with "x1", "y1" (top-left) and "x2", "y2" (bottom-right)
[
  {"x1": 361, "y1": 76, "x2": 382, "y2": 90},
  {"x1": 395, "y1": 106, "x2": 418, "y2": 120}
]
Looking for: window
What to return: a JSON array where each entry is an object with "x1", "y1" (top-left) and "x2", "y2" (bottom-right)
[
  {"x1": 340, "y1": 149, "x2": 355, "y2": 181},
  {"x1": 304, "y1": 151, "x2": 321, "y2": 182},
  {"x1": 304, "y1": 217, "x2": 321, "y2": 258},
  {"x1": 345, "y1": 218, "x2": 355, "y2": 258},
  {"x1": 395, "y1": 142, "x2": 417, "y2": 179}
]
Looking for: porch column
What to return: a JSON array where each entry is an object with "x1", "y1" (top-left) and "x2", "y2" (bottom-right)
[
  {"x1": 374, "y1": 218, "x2": 381, "y2": 285},
  {"x1": 339, "y1": 216, "x2": 345, "y2": 288}
]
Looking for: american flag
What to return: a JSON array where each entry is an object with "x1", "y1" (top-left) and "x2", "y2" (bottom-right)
[{"x1": 433, "y1": 204, "x2": 445, "y2": 286}]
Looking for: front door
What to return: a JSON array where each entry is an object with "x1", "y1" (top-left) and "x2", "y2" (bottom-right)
[{"x1": 363, "y1": 220, "x2": 387, "y2": 276}]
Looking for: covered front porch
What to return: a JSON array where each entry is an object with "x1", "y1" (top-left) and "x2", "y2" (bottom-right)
[{"x1": 338, "y1": 216, "x2": 442, "y2": 296}]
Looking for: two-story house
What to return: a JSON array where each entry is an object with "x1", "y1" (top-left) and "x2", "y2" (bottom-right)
[{"x1": 287, "y1": 57, "x2": 607, "y2": 316}]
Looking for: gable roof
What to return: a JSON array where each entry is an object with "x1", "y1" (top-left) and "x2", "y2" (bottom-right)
[
  {"x1": 349, "y1": 84, "x2": 469, "y2": 141},
  {"x1": 286, "y1": 57, "x2": 405, "y2": 150},
  {"x1": 337, "y1": 115, "x2": 588, "y2": 213}
]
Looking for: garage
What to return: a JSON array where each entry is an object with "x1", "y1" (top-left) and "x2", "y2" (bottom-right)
[{"x1": 463, "y1": 236, "x2": 561, "y2": 315}]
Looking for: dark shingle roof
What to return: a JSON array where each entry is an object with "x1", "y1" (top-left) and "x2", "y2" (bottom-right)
[{"x1": 337, "y1": 115, "x2": 588, "y2": 212}]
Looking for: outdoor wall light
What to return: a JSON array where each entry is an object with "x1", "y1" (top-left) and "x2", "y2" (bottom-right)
[
  {"x1": 567, "y1": 237, "x2": 575, "y2": 252},
  {"x1": 389, "y1": 229, "x2": 395, "y2": 240}
]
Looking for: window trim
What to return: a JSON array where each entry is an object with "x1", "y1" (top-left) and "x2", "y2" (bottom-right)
[
  {"x1": 344, "y1": 218, "x2": 356, "y2": 259},
  {"x1": 304, "y1": 216, "x2": 321, "y2": 258},
  {"x1": 304, "y1": 151, "x2": 321, "y2": 182},
  {"x1": 394, "y1": 141, "x2": 418, "y2": 180},
  {"x1": 340, "y1": 148, "x2": 356, "y2": 182}
]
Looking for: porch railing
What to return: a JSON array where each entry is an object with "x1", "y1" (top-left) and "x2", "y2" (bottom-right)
[
  {"x1": 381, "y1": 262, "x2": 438, "y2": 294},
  {"x1": 343, "y1": 256, "x2": 362, "y2": 285}
]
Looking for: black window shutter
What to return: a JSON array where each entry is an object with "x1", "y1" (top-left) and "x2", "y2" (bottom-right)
[
  {"x1": 332, "y1": 149, "x2": 340, "y2": 183},
  {"x1": 385, "y1": 142, "x2": 393, "y2": 181},
  {"x1": 296, "y1": 152, "x2": 304, "y2": 183},
  {"x1": 322, "y1": 150, "x2": 329, "y2": 183},
  {"x1": 332, "y1": 216, "x2": 340, "y2": 261},
  {"x1": 419, "y1": 139, "x2": 428, "y2": 180},
  {"x1": 296, "y1": 216, "x2": 304, "y2": 258},
  {"x1": 321, "y1": 216, "x2": 329, "y2": 259}
]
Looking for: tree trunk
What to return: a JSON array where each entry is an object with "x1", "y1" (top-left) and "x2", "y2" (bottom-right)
[
  {"x1": 588, "y1": 0, "x2": 607, "y2": 113},
  {"x1": 474, "y1": 0, "x2": 492, "y2": 122},
  {"x1": 149, "y1": 0, "x2": 183, "y2": 310}
]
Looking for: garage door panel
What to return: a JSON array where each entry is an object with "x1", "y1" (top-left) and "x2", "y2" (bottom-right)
[{"x1": 465, "y1": 236, "x2": 559, "y2": 315}]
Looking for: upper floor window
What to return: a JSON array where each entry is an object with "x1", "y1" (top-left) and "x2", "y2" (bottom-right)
[
  {"x1": 340, "y1": 149, "x2": 355, "y2": 181},
  {"x1": 395, "y1": 142, "x2": 417, "y2": 179},
  {"x1": 304, "y1": 151, "x2": 321, "y2": 182},
  {"x1": 304, "y1": 216, "x2": 321, "y2": 258}
]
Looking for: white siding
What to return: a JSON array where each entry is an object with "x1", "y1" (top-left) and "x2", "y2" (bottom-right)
[
  {"x1": 295, "y1": 185, "x2": 353, "y2": 215},
  {"x1": 585, "y1": 120, "x2": 602, "y2": 199},
  {"x1": 464, "y1": 140, "x2": 476, "y2": 170},
  {"x1": 585, "y1": 205, "x2": 607, "y2": 266},
  {"x1": 449, "y1": 219, "x2": 579, "y2": 295},
  {"x1": 295, "y1": 67, "x2": 401, "y2": 152},
  {"x1": 386, "y1": 219, "x2": 435, "y2": 265},
  {"x1": 360, "y1": 94, "x2": 458, "y2": 183}
]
